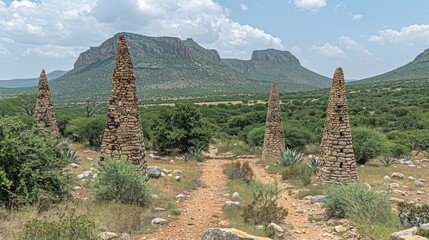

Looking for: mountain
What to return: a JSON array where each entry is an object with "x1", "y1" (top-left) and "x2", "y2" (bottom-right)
[
  {"x1": 223, "y1": 49, "x2": 330, "y2": 90},
  {"x1": 358, "y1": 48, "x2": 429, "y2": 84},
  {"x1": 2, "y1": 32, "x2": 331, "y2": 102},
  {"x1": 0, "y1": 70, "x2": 67, "y2": 88}
]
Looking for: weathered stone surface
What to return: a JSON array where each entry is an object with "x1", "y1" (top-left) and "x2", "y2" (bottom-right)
[
  {"x1": 147, "y1": 166, "x2": 161, "y2": 178},
  {"x1": 262, "y1": 82, "x2": 285, "y2": 161},
  {"x1": 231, "y1": 192, "x2": 240, "y2": 200},
  {"x1": 202, "y1": 228, "x2": 271, "y2": 240},
  {"x1": 414, "y1": 180, "x2": 424, "y2": 187},
  {"x1": 222, "y1": 201, "x2": 241, "y2": 211},
  {"x1": 151, "y1": 217, "x2": 168, "y2": 225},
  {"x1": 97, "y1": 232, "x2": 118, "y2": 240},
  {"x1": 311, "y1": 195, "x2": 326, "y2": 204},
  {"x1": 316, "y1": 68, "x2": 358, "y2": 183},
  {"x1": 100, "y1": 34, "x2": 146, "y2": 172},
  {"x1": 34, "y1": 69, "x2": 59, "y2": 138},
  {"x1": 390, "y1": 227, "x2": 418, "y2": 240},
  {"x1": 397, "y1": 236, "x2": 429, "y2": 240},
  {"x1": 392, "y1": 172, "x2": 405, "y2": 180}
]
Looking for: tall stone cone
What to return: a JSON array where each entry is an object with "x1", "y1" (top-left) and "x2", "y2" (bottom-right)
[
  {"x1": 34, "y1": 69, "x2": 60, "y2": 138},
  {"x1": 316, "y1": 67, "x2": 358, "y2": 183},
  {"x1": 262, "y1": 82, "x2": 285, "y2": 161},
  {"x1": 100, "y1": 34, "x2": 146, "y2": 172}
]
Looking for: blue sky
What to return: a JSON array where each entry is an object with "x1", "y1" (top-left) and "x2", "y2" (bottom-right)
[{"x1": 1, "y1": 0, "x2": 429, "y2": 80}]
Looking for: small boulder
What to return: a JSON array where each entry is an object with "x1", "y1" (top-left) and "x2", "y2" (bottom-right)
[
  {"x1": 311, "y1": 195, "x2": 326, "y2": 204},
  {"x1": 154, "y1": 207, "x2": 166, "y2": 212},
  {"x1": 173, "y1": 170, "x2": 182, "y2": 175},
  {"x1": 147, "y1": 166, "x2": 161, "y2": 179},
  {"x1": 334, "y1": 225, "x2": 345, "y2": 233},
  {"x1": 389, "y1": 183, "x2": 400, "y2": 189},
  {"x1": 151, "y1": 218, "x2": 168, "y2": 225},
  {"x1": 72, "y1": 186, "x2": 81, "y2": 190},
  {"x1": 231, "y1": 192, "x2": 240, "y2": 200},
  {"x1": 176, "y1": 193, "x2": 186, "y2": 202},
  {"x1": 175, "y1": 176, "x2": 181, "y2": 182},
  {"x1": 392, "y1": 172, "x2": 405, "y2": 180},
  {"x1": 151, "y1": 194, "x2": 159, "y2": 200},
  {"x1": 390, "y1": 227, "x2": 418, "y2": 240},
  {"x1": 384, "y1": 175, "x2": 391, "y2": 181},
  {"x1": 97, "y1": 232, "x2": 118, "y2": 240},
  {"x1": 202, "y1": 228, "x2": 271, "y2": 240},
  {"x1": 170, "y1": 160, "x2": 176, "y2": 164},
  {"x1": 222, "y1": 201, "x2": 241, "y2": 211},
  {"x1": 69, "y1": 163, "x2": 79, "y2": 168},
  {"x1": 268, "y1": 222, "x2": 284, "y2": 233},
  {"x1": 414, "y1": 180, "x2": 424, "y2": 187},
  {"x1": 408, "y1": 176, "x2": 415, "y2": 181}
]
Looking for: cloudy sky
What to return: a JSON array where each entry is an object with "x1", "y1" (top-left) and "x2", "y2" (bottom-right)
[{"x1": 1, "y1": 0, "x2": 429, "y2": 80}]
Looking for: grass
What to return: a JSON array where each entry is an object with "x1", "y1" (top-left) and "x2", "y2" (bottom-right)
[{"x1": 0, "y1": 147, "x2": 203, "y2": 239}]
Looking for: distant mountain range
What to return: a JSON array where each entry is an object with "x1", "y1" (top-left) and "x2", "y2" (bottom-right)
[
  {"x1": 0, "y1": 70, "x2": 67, "y2": 88},
  {"x1": 45, "y1": 32, "x2": 330, "y2": 102},
  {"x1": 358, "y1": 48, "x2": 429, "y2": 84}
]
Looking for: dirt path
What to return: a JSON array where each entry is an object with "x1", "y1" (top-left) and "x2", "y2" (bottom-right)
[
  {"x1": 142, "y1": 160, "x2": 229, "y2": 240},
  {"x1": 244, "y1": 159, "x2": 336, "y2": 240}
]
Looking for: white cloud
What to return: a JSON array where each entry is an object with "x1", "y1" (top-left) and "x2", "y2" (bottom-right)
[
  {"x1": 339, "y1": 36, "x2": 371, "y2": 56},
  {"x1": 292, "y1": 0, "x2": 327, "y2": 12},
  {"x1": 369, "y1": 24, "x2": 429, "y2": 46},
  {"x1": 0, "y1": 0, "x2": 283, "y2": 60},
  {"x1": 240, "y1": 4, "x2": 248, "y2": 11},
  {"x1": 352, "y1": 14, "x2": 362, "y2": 21},
  {"x1": 23, "y1": 44, "x2": 87, "y2": 58},
  {"x1": 310, "y1": 43, "x2": 345, "y2": 58}
]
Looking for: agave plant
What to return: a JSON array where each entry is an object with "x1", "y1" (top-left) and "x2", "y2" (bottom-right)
[
  {"x1": 278, "y1": 148, "x2": 304, "y2": 166},
  {"x1": 306, "y1": 155, "x2": 319, "y2": 173},
  {"x1": 380, "y1": 156, "x2": 395, "y2": 167},
  {"x1": 59, "y1": 139, "x2": 78, "y2": 161}
]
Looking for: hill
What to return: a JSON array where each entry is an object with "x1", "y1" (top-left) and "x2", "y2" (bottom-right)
[
  {"x1": 1, "y1": 33, "x2": 330, "y2": 102},
  {"x1": 0, "y1": 70, "x2": 67, "y2": 88},
  {"x1": 358, "y1": 48, "x2": 429, "y2": 84},
  {"x1": 223, "y1": 49, "x2": 330, "y2": 90}
]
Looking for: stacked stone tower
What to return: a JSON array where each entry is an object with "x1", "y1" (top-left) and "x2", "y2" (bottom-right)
[
  {"x1": 262, "y1": 82, "x2": 285, "y2": 160},
  {"x1": 34, "y1": 69, "x2": 59, "y2": 138},
  {"x1": 100, "y1": 34, "x2": 146, "y2": 171},
  {"x1": 316, "y1": 67, "x2": 357, "y2": 182}
]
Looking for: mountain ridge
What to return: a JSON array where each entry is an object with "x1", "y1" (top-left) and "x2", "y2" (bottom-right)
[{"x1": 0, "y1": 70, "x2": 68, "y2": 88}]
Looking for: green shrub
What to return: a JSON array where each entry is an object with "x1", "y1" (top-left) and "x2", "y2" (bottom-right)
[
  {"x1": 284, "y1": 125, "x2": 316, "y2": 149},
  {"x1": 20, "y1": 215, "x2": 97, "y2": 240},
  {"x1": 182, "y1": 148, "x2": 206, "y2": 162},
  {"x1": 281, "y1": 164, "x2": 313, "y2": 186},
  {"x1": 278, "y1": 148, "x2": 304, "y2": 166},
  {"x1": 243, "y1": 181, "x2": 288, "y2": 226},
  {"x1": 323, "y1": 182, "x2": 392, "y2": 224},
  {"x1": 246, "y1": 126, "x2": 264, "y2": 147},
  {"x1": 398, "y1": 202, "x2": 429, "y2": 227},
  {"x1": 306, "y1": 155, "x2": 319, "y2": 173},
  {"x1": 417, "y1": 229, "x2": 429, "y2": 238},
  {"x1": 352, "y1": 127, "x2": 389, "y2": 165},
  {"x1": 0, "y1": 117, "x2": 70, "y2": 210},
  {"x1": 92, "y1": 160, "x2": 150, "y2": 206},
  {"x1": 151, "y1": 103, "x2": 212, "y2": 153},
  {"x1": 387, "y1": 142, "x2": 411, "y2": 158},
  {"x1": 223, "y1": 161, "x2": 254, "y2": 184},
  {"x1": 59, "y1": 139, "x2": 77, "y2": 162},
  {"x1": 65, "y1": 115, "x2": 105, "y2": 149}
]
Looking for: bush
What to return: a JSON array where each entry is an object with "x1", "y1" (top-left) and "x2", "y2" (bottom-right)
[
  {"x1": 387, "y1": 142, "x2": 411, "y2": 158},
  {"x1": 281, "y1": 164, "x2": 313, "y2": 186},
  {"x1": 20, "y1": 215, "x2": 97, "y2": 240},
  {"x1": 245, "y1": 125, "x2": 315, "y2": 149},
  {"x1": 65, "y1": 115, "x2": 105, "y2": 149},
  {"x1": 398, "y1": 202, "x2": 429, "y2": 227},
  {"x1": 278, "y1": 148, "x2": 304, "y2": 166},
  {"x1": 246, "y1": 126, "x2": 264, "y2": 147},
  {"x1": 223, "y1": 161, "x2": 254, "y2": 184},
  {"x1": 92, "y1": 160, "x2": 150, "y2": 206},
  {"x1": 379, "y1": 156, "x2": 395, "y2": 167},
  {"x1": 352, "y1": 127, "x2": 389, "y2": 165},
  {"x1": 323, "y1": 182, "x2": 392, "y2": 224},
  {"x1": 151, "y1": 103, "x2": 212, "y2": 153},
  {"x1": 0, "y1": 117, "x2": 70, "y2": 210},
  {"x1": 243, "y1": 181, "x2": 288, "y2": 226}
]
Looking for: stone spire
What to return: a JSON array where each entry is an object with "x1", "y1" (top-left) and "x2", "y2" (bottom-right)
[
  {"x1": 34, "y1": 69, "x2": 59, "y2": 138},
  {"x1": 316, "y1": 67, "x2": 357, "y2": 183},
  {"x1": 262, "y1": 82, "x2": 285, "y2": 161},
  {"x1": 100, "y1": 34, "x2": 146, "y2": 171}
]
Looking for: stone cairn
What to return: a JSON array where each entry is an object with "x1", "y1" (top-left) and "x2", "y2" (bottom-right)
[
  {"x1": 34, "y1": 69, "x2": 60, "y2": 138},
  {"x1": 262, "y1": 82, "x2": 285, "y2": 161},
  {"x1": 100, "y1": 34, "x2": 146, "y2": 171},
  {"x1": 316, "y1": 67, "x2": 358, "y2": 182}
]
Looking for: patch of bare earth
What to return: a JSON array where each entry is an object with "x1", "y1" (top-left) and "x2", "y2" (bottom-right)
[{"x1": 141, "y1": 160, "x2": 229, "y2": 240}]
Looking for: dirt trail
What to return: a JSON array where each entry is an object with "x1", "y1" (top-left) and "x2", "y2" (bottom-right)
[
  {"x1": 142, "y1": 160, "x2": 229, "y2": 240},
  {"x1": 244, "y1": 159, "x2": 335, "y2": 240}
]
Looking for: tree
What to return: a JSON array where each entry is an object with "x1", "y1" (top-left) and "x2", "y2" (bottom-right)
[
  {"x1": 9, "y1": 94, "x2": 37, "y2": 116},
  {"x1": 65, "y1": 115, "x2": 105, "y2": 148},
  {"x1": 83, "y1": 97, "x2": 98, "y2": 118},
  {"x1": 0, "y1": 116, "x2": 70, "y2": 210},
  {"x1": 352, "y1": 127, "x2": 389, "y2": 165},
  {"x1": 151, "y1": 103, "x2": 212, "y2": 153}
]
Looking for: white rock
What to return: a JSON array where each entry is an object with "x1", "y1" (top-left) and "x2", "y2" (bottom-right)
[
  {"x1": 389, "y1": 183, "x2": 400, "y2": 188},
  {"x1": 175, "y1": 176, "x2": 181, "y2": 182},
  {"x1": 268, "y1": 222, "x2": 283, "y2": 233},
  {"x1": 416, "y1": 191, "x2": 425, "y2": 195},
  {"x1": 222, "y1": 201, "x2": 241, "y2": 211},
  {"x1": 69, "y1": 163, "x2": 79, "y2": 168},
  {"x1": 408, "y1": 176, "x2": 415, "y2": 181},
  {"x1": 383, "y1": 175, "x2": 391, "y2": 181},
  {"x1": 173, "y1": 170, "x2": 182, "y2": 175},
  {"x1": 97, "y1": 232, "x2": 118, "y2": 240},
  {"x1": 334, "y1": 225, "x2": 345, "y2": 233},
  {"x1": 154, "y1": 207, "x2": 166, "y2": 212},
  {"x1": 311, "y1": 195, "x2": 326, "y2": 204},
  {"x1": 176, "y1": 194, "x2": 186, "y2": 202},
  {"x1": 72, "y1": 186, "x2": 81, "y2": 190},
  {"x1": 151, "y1": 194, "x2": 159, "y2": 200},
  {"x1": 231, "y1": 192, "x2": 240, "y2": 200},
  {"x1": 391, "y1": 172, "x2": 404, "y2": 180},
  {"x1": 414, "y1": 180, "x2": 424, "y2": 187},
  {"x1": 151, "y1": 218, "x2": 168, "y2": 225}
]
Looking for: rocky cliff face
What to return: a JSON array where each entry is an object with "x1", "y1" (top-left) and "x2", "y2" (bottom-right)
[
  {"x1": 74, "y1": 33, "x2": 221, "y2": 69},
  {"x1": 251, "y1": 49, "x2": 300, "y2": 65}
]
